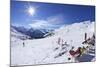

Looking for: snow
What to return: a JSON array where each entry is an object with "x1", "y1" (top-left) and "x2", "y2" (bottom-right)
[{"x1": 11, "y1": 20, "x2": 95, "y2": 66}]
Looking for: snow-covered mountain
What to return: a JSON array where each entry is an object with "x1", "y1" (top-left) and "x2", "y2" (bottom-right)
[
  {"x1": 11, "y1": 21, "x2": 95, "y2": 66},
  {"x1": 11, "y1": 25, "x2": 52, "y2": 39},
  {"x1": 11, "y1": 26, "x2": 30, "y2": 40},
  {"x1": 27, "y1": 28, "x2": 53, "y2": 39}
]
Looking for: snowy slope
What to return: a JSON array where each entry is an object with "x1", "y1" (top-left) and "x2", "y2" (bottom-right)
[
  {"x1": 11, "y1": 21, "x2": 95, "y2": 66},
  {"x1": 54, "y1": 21, "x2": 95, "y2": 48},
  {"x1": 11, "y1": 26, "x2": 30, "y2": 47}
]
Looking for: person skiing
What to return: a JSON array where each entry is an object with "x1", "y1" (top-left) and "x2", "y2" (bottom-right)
[
  {"x1": 82, "y1": 33, "x2": 88, "y2": 44},
  {"x1": 64, "y1": 42, "x2": 69, "y2": 46},
  {"x1": 89, "y1": 34, "x2": 95, "y2": 46},
  {"x1": 61, "y1": 41, "x2": 68, "y2": 49},
  {"x1": 85, "y1": 33, "x2": 87, "y2": 41},
  {"x1": 57, "y1": 37, "x2": 61, "y2": 45},
  {"x1": 23, "y1": 42, "x2": 25, "y2": 47}
]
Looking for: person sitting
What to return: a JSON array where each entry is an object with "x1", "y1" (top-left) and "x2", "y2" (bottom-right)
[
  {"x1": 69, "y1": 47, "x2": 83, "y2": 57},
  {"x1": 69, "y1": 46, "x2": 76, "y2": 57}
]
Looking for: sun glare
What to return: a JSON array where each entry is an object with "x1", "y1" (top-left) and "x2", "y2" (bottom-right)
[{"x1": 28, "y1": 6, "x2": 35, "y2": 16}]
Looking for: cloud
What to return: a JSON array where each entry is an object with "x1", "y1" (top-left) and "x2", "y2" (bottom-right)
[
  {"x1": 29, "y1": 20, "x2": 49, "y2": 29},
  {"x1": 29, "y1": 14, "x2": 64, "y2": 29},
  {"x1": 47, "y1": 14, "x2": 65, "y2": 25}
]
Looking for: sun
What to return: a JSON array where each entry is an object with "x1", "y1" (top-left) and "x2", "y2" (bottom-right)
[{"x1": 27, "y1": 6, "x2": 35, "y2": 16}]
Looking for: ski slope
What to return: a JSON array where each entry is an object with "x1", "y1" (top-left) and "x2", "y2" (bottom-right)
[{"x1": 11, "y1": 21, "x2": 95, "y2": 66}]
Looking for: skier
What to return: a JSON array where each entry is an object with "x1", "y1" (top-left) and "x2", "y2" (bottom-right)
[
  {"x1": 23, "y1": 42, "x2": 25, "y2": 47},
  {"x1": 57, "y1": 37, "x2": 61, "y2": 45},
  {"x1": 90, "y1": 34, "x2": 95, "y2": 46},
  {"x1": 84, "y1": 33, "x2": 87, "y2": 40},
  {"x1": 64, "y1": 42, "x2": 69, "y2": 46},
  {"x1": 82, "y1": 33, "x2": 88, "y2": 44},
  {"x1": 61, "y1": 41, "x2": 67, "y2": 49}
]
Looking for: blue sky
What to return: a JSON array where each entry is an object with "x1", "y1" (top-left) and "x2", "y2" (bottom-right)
[{"x1": 11, "y1": 1, "x2": 95, "y2": 29}]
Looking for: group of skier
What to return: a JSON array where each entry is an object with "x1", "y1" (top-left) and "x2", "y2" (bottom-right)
[{"x1": 57, "y1": 37, "x2": 69, "y2": 46}]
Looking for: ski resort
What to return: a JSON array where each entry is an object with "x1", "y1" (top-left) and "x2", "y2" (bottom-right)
[{"x1": 11, "y1": 21, "x2": 95, "y2": 66}]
